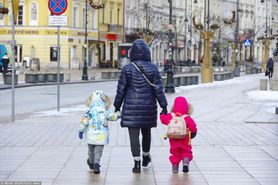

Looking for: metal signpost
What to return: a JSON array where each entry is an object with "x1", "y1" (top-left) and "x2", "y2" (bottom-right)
[
  {"x1": 48, "y1": 0, "x2": 68, "y2": 111},
  {"x1": 10, "y1": 0, "x2": 19, "y2": 121}
]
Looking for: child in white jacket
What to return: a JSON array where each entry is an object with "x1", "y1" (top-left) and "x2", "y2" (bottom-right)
[{"x1": 79, "y1": 90, "x2": 120, "y2": 174}]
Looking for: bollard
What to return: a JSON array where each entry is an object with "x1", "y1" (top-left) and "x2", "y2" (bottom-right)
[
  {"x1": 192, "y1": 76, "x2": 199, "y2": 84},
  {"x1": 260, "y1": 79, "x2": 268, "y2": 91},
  {"x1": 3, "y1": 74, "x2": 18, "y2": 85},
  {"x1": 47, "y1": 73, "x2": 64, "y2": 82},
  {"x1": 101, "y1": 72, "x2": 111, "y2": 79},
  {"x1": 180, "y1": 76, "x2": 188, "y2": 86},
  {"x1": 110, "y1": 72, "x2": 117, "y2": 79},
  {"x1": 214, "y1": 73, "x2": 222, "y2": 81},
  {"x1": 25, "y1": 73, "x2": 38, "y2": 83},
  {"x1": 187, "y1": 76, "x2": 193, "y2": 85},
  {"x1": 38, "y1": 73, "x2": 47, "y2": 83},
  {"x1": 174, "y1": 77, "x2": 180, "y2": 87}
]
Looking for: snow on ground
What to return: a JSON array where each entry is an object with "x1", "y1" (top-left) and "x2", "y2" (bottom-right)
[
  {"x1": 32, "y1": 104, "x2": 87, "y2": 117},
  {"x1": 33, "y1": 74, "x2": 278, "y2": 117},
  {"x1": 247, "y1": 90, "x2": 278, "y2": 101}
]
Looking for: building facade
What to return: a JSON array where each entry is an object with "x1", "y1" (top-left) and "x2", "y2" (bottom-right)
[
  {"x1": 0, "y1": 0, "x2": 124, "y2": 69},
  {"x1": 124, "y1": 0, "x2": 278, "y2": 66},
  {"x1": 98, "y1": 0, "x2": 124, "y2": 68}
]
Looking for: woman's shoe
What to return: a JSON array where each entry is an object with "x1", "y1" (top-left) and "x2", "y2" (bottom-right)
[
  {"x1": 142, "y1": 155, "x2": 151, "y2": 167},
  {"x1": 132, "y1": 160, "x2": 141, "y2": 173}
]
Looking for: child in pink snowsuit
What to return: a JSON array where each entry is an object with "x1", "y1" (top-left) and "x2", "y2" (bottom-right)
[{"x1": 160, "y1": 96, "x2": 197, "y2": 173}]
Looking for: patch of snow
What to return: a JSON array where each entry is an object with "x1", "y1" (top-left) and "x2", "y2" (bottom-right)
[
  {"x1": 247, "y1": 90, "x2": 278, "y2": 101},
  {"x1": 33, "y1": 105, "x2": 87, "y2": 117},
  {"x1": 177, "y1": 74, "x2": 260, "y2": 91}
]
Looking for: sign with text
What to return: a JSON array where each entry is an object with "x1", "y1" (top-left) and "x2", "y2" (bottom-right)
[{"x1": 48, "y1": 15, "x2": 67, "y2": 26}]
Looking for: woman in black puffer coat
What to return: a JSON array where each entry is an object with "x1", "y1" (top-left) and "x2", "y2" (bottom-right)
[{"x1": 114, "y1": 39, "x2": 168, "y2": 173}]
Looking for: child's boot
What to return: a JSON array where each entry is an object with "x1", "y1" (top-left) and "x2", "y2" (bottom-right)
[
  {"x1": 172, "y1": 164, "x2": 179, "y2": 173},
  {"x1": 142, "y1": 153, "x2": 151, "y2": 167},
  {"x1": 87, "y1": 159, "x2": 94, "y2": 170},
  {"x1": 93, "y1": 163, "x2": 101, "y2": 174},
  {"x1": 182, "y1": 157, "x2": 189, "y2": 173},
  {"x1": 132, "y1": 160, "x2": 141, "y2": 173}
]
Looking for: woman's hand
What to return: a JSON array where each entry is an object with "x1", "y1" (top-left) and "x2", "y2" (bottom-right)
[{"x1": 160, "y1": 107, "x2": 168, "y2": 115}]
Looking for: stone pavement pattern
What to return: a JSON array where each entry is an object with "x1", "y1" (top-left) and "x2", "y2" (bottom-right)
[{"x1": 0, "y1": 74, "x2": 278, "y2": 185}]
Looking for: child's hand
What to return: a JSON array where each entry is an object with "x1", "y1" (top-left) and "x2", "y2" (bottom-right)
[
  {"x1": 111, "y1": 111, "x2": 121, "y2": 121},
  {"x1": 79, "y1": 132, "x2": 83, "y2": 139}
]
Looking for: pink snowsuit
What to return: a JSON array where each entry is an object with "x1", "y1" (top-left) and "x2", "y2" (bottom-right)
[{"x1": 160, "y1": 96, "x2": 197, "y2": 165}]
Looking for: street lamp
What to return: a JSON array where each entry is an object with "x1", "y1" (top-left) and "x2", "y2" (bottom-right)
[
  {"x1": 164, "y1": 0, "x2": 175, "y2": 93},
  {"x1": 82, "y1": 0, "x2": 89, "y2": 80},
  {"x1": 261, "y1": 0, "x2": 270, "y2": 72},
  {"x1": 233, "y1": 0, "x2": 240, "y2": 77},
  {"x1": 82, "y1": 0, "x2": 104, "y2": 80}
]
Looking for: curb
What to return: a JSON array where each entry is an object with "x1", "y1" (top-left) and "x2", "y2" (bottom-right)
[{"x1": 0, "y1": 79, "x2": 118, "y2": 90}]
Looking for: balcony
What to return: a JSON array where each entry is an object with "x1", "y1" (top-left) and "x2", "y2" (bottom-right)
[{"x1": 108, "y1": 24, "x2": 123, "y2": 33}]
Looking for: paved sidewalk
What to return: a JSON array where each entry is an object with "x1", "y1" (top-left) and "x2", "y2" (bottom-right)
[{"x1": 0, "y1": 74, "x2": 278, "y2": 185}]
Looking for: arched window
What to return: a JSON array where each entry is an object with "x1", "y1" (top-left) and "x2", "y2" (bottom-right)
[{"x1": 30, "y1": 2, "x2": 38, "y2": 25}]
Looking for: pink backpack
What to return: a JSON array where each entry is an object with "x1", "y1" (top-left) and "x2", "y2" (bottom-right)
[{"x1": 167, "y1": 113, "x2": 188, "y2": 139}]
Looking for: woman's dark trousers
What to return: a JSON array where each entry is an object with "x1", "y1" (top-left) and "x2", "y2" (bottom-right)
[{"x1": 128, "y1": 127, "x2": 151, "y2": 160}]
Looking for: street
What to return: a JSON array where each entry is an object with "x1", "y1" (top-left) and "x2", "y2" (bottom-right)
[
  {"x1": 0, "y1": 81, "x2": 117, "y2": 122},
  {"x1": 0, "y1": 74, "x2": 277, "y2": 185}
]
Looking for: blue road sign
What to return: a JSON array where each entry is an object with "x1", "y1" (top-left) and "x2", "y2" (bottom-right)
[
  {"x1": 48, "y1": 0, "x2": 68, "y2": 15},
  {"x1": 244, "y1": 40, "x2": 252, "y2": 46}
]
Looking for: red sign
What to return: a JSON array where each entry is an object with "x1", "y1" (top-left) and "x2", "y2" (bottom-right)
[
  {"x1": 106, "y1": 34, "x2": 117, "y2": 41},
  {"x1": 48, "y1": 0, "x2": 68, "y2": 15}
]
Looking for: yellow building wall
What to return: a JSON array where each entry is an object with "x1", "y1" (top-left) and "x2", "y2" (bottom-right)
[{"x1": 0, "y1": 0, "x2": 99, "y2": 69}]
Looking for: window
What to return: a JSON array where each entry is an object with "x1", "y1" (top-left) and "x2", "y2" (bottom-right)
[
  {"x1": 83, "y1": 8, "x2": 86, "y2": 28},
  {"x1": 117, "y1": 8, "x2": 120, "y2": 25},
  {"x1": 0, "y1": 3, "x2": 3, "y2": 20},
  {"x1": 102, "y1": 6, "x2": 105, "y2": 23},
  {"x1": 73, "y1": 7, "x2": 77, "y2": 27},
  {"x1": 17, "y1": 5, "x2": 23, "y2": 25},
  {"x1": 30, "y1": 2, "x2": 38, "y2": 25},
  {"x1": 93, "y1": 10, "x2": 97, "y2": 29},
  {"x1": 110, "y1": 9, "x2": 112, "y2": 24},
  {"x1": 50, "y1": 47, "x2": 58, "y2": 61},
  {"x1": 31, "y1": 3, "x2": 37, "y2": 21}
]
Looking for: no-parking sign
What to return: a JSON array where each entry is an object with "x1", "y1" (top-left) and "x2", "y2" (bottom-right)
[{"x1": 48, "y1": 0, "x2": 68, "y2": 15}]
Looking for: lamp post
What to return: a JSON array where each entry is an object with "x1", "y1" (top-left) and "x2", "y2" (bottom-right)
[
  {"x1": 82, "y1": 0, "x2": 89, "y2": 80},
  {"x1": 261, "y1": 0, "x2": 270, "y2": 72},
  {"x1": 82, "y1": 0, "x2": 104, "y2": 80},
  {"x1": 164, "y1": 0, "x2": 175, "y2": 93},
  {"x1": 233, "y1": 0, "x2": 240, "y2": 77}
]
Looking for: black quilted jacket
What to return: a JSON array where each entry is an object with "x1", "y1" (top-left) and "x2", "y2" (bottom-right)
[{"x1": 114, "y1": 39, "x2": 168, "y2": 128}]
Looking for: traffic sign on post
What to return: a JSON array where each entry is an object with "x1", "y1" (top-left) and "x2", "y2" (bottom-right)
[
  {"x1": 48, "y1": 0, "x2": 68, "y2": 112},
  {"x1": 48, "y1": 0, "x2": 68, "y2": 15},
  {"x1": 244, "y1": 40, "x2": 252, "y2": 46}
]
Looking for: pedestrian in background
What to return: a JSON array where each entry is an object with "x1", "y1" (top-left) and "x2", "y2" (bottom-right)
[
  {"x1": 79, "y1": 90, "x2": 120, "y2": 174},
  {"x1": 114, "y1": 39, "x2": 168, "y2": 173},
  {"x1": 1, "y1": 53, "x2": 9, "y2": 74},
  {"x1": 160, "y1": 96, "x2": 197, "y2": 173},
  {"x1": 266, "y1": 57, "x2": 274, "y2": 79}
]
